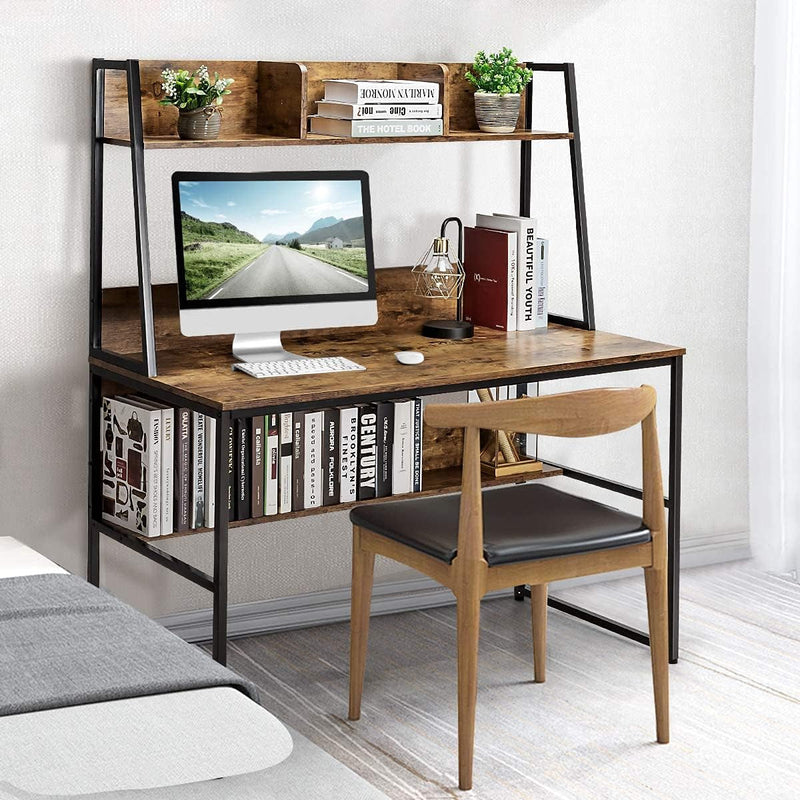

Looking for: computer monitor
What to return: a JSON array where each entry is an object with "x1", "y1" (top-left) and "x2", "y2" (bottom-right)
[{"x1": 171, "y1": 170, "x2": 378, "y2": 362}]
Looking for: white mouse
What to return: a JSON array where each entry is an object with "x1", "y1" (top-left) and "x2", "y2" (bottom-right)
[{"x1": 395, "y1": 350, "x2": 425, "y2": 365}]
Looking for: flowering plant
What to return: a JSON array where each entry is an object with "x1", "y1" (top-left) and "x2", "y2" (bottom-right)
[
  {"x1": 159, "y1": 65, "x2": 233, "y2": 111},
  {"x1": 465, "y1": 48, "x2": 532, "y2": 96}
]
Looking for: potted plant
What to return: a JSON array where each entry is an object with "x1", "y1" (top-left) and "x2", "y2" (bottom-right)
[
  {"x1": 465, "y1": 48, "x2": 533, "y2": 134},
  {"x1": 159, "y1": 65, "x2": 234, "y2": 140}
]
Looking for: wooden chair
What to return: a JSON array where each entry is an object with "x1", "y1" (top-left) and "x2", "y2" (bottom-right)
[{"x1": 347, "y1": 386, "x2": 669, "y2": 791}]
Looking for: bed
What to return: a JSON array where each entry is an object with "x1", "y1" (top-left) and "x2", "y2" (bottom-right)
[{"x1": 0, "y1": 537, "x2": 387, "y2": 799}]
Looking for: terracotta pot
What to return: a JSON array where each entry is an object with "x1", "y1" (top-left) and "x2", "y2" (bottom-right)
[
  {"x1": 177, "y1": 106, "x2": 222, "y2": 140},
  {"x1": 473, "y1": 92, "x2": 521, "y2": 134}
]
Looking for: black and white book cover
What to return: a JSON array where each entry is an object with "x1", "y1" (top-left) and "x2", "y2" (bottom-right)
[
  {"x1": 391, "y1": 400, "x2": 413, "y2": 496},
  {"x1": 125, "y1": 395, "x2": 171, "y2": 534},
  {"x1": 279, "y1": 412, "x2": 293, "y2": 514},
  {"x1": 251, "y1": 415, "x2": 264, "y2": 518},
  {"x1": 266, "y1": 413, "x2": 279, "y2": 516},
  {"x1": 338, "y1": 407, "x2": 359, "y2": 503},
  {"x1": 316, "y1": 100, "x2": 443, "y2": 120},
  {"x1": 100, "y1": 396, "x2": 160, "y2": 537},
  {"x1": 191, "y1": 411, "x2": 205, "y2": 528},
  {"x1": 205, "y1": 416, "x2": 217, "y2": 526},
  {"x1": 304, "y1": 410, "x2": 323, "y2": 509},
  {"x1": 357, "y1": 404, "x2": 378, "y2": 500},
  {"x1": 375, "y1": 401, "x2": 394, "y2": 498},
  {"x1": 292, "y1": 412, "x2": 305, "y2": 512},
  {"x1": 236, "y1": 418, "x2": 250, "y2": 521},
  {"x1": 412, "y1": 397, "x2": 423, "y2": 493},
  {"x1": 175, "y1": 408, "x2": 191, "y2": 532},
  {"x1": 322, "y1": 408, "x2": 339, "y2": 506}
]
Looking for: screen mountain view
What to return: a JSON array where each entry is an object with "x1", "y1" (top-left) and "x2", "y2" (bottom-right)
[{"x1": 178, "y1": 179, "x2": 369, "y2": 301}]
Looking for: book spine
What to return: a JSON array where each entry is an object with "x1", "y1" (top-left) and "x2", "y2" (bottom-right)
[
  {"x1": 292, "y1": 412, "x2": 305, "y2": 512},
  {"x1": 205, "y1": 416, "x2": 216, "y2": 527},
  {"x1": 322, "y1": 408, "x2": 340, "y2": 507},
  {"x1": 329, "y1": 103, "x2": 443, "y2": 119},
  {"x1": 191, "y1": 411, "x2": 205, "y2": 529},
  {"x1": 391, "y1": 401, "x2": 412, "y2": 496},
  {"x1": 304, "y1": 410, "x2": 323, "y2": 509},
  {"x1": 412, "y1": 397, "x2": 423, "y2": 493},
  {"x1": 517, "y1": 222, "x2": 539, "y2": 331},
  {"x1": 355, "y1": 83, "x2": 439, "y2": 104},
  {"x1": 339, "y1": 407, "x2": 359, "y2": 503},
  {"x1": 535, "y1": 238, "x2": 549, "y2": 327},
  {"x1": 251, "y1": 416, "x2": 264, "y2": 518},
  {"x1": 236, "y1": 418, "x2": 250, "y2": 521},
  {"x1": 266, "y1": 413, "x2": 279, "y2": 516},
  {"x1": 375, "y1": 401, "x2": 394, "y2": 498},
  {"x1": 350, "y1": 118, "x2": 443, "y2": 137},
  {"x1": 507, "y1": 231, "x2": 518, "y2": 331},
  {"x1": 279, "y1": 412, "x2": 293, "y2": 514},
  {"x1": 160, "y1": 407, "x2": 174, "y2": 535},
  {"x1": 226, "y1": 422, "x2": 235, "y2": 521},
  {"x1": 175, "y1": 408, "x2": 191, "y2": 532},
  {"x1": 357, "y1": 404, "x2": 378, "y2": 500}
]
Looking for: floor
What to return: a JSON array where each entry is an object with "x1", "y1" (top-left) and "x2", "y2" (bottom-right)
[{"x1": 225, "y1": 562, "x2": 800, "y2": 799}]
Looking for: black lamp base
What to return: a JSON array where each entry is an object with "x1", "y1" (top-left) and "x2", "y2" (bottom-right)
[{"x1": 421, "y1": 319, "x2": 474, "y2": 339}]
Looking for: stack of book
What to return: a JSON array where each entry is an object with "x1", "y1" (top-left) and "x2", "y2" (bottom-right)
[
  {"x1": 309, "y1": 79, "x2": 443, "y2": 138},
  {"x1": 461, "y1": 213, "x2": 549, "y2": 332},
  {"x1": 100, "y1": 395, "x2": 424, "y2": 537}
]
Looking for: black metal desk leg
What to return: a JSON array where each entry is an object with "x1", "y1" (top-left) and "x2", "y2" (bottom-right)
[
  {"x1": 212, "y1": 412, "x2": 231, "y2": 665},
  {"x1": 667, "y1": 356, "x2": 683, "y2": 663},
  {"x1": 88, "y1": 371, "x2": 102, "y2": 586}
]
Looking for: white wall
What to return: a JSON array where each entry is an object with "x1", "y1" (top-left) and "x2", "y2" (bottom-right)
[{"x1": 0, "y1": 0, "x2": 754, "y2": 618}]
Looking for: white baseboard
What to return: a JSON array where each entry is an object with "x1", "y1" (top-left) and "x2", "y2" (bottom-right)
[{"x1": 159, "y1": 533, "x2": 751, "y2": 643}]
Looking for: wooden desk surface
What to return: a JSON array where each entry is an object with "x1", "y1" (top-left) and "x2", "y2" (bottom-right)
[{"x1": 92, "y1": 270, "x2": 685, "y2": 413}]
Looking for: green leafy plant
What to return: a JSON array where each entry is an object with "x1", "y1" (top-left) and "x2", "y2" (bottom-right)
[
  {"x1": 159, "y1": 65, "x2": 233, "y2": 110},
  {"x1": 465, "y1": 48, "x2": 532, "y2": 95}
]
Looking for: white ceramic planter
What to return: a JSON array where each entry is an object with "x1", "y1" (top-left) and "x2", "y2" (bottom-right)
[{"x1": 473, "y1": 92, "x2": 521, "y2": 134}]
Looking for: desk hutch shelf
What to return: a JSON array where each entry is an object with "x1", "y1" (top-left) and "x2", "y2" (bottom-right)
[{"x1": 88, "y1": 58, "x2": 683, "y2": 668}]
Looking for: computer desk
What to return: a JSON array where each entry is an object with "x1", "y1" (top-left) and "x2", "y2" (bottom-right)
[{"x1": 88, "y1": 268, "x2": 685, "y2": 665}]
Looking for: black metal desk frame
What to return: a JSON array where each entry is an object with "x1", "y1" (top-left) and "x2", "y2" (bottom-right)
[{"x1": 87, "y1": 58, "x2": 683, "y2": 666}]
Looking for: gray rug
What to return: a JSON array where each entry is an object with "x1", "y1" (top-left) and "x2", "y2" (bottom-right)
[{"x1": 226, "y1": 562, "x2": 800, "y2": 799}]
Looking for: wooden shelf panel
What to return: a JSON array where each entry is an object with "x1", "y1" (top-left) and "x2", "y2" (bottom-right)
[
  {"x1": 113, "y1": 462, "x2": 563, "y2": 542},
  {"x1": 101, "y1": 130, "x2": 572, "y2": 149}
]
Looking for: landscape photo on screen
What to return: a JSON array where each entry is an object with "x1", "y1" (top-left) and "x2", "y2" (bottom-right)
[{"x1": 178, "y1": 179, "x2": 369, "y2": 301}]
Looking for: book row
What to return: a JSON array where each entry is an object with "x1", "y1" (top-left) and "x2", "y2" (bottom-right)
[
  {"x1": 100, "y1": 395, "x2": 423, "y2": 538},
  {"x1": 462, "y1": 211, "x2": 549, "y2": 332},
  {"x1": 310, "y1": 79, "x2": 443, "y2": 138}
]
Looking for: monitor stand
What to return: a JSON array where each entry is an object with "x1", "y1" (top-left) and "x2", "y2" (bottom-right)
[{"x1": 232, "y1": 332, "x2": 307, "y2": 363}]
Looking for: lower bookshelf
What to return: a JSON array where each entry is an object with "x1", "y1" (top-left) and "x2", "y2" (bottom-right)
[{"x1": 110, "y1": 461, "x2": 563, "y2": 542}]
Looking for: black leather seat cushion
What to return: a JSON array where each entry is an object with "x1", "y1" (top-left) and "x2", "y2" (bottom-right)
[{"x1": 350, "y1": 483, "x2": 650, "y2": 566}]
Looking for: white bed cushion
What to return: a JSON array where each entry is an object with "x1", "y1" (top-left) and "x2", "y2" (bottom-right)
[
  {"x1": 0, "y1": 687, "x2": 293, "y2": 796},
  {"x1": 0, "y1": 536, "x2": 67, "y2": 578}
]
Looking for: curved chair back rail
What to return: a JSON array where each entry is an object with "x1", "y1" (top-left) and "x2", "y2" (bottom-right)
[{"x1": 424, "y1": 385, "x2": 657, "y2": 438}]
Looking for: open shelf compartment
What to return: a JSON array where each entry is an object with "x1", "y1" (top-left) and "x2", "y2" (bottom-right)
[{"x1": 101, "y1": 59, "x2": 571, "y2": 147}]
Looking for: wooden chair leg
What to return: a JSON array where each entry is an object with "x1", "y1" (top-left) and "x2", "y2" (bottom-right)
[
  {"x1": 456, "y1": 584, "x2": 481, "y2": 791},
  {"x1": 644, "y1": 564, "x2": 670, "y2": 743},
  {"x1": 531, "y1": 583, "x2": 548, "y2": 683},
  {"x1": 349, "y1": 526, "x2": 375, "y2": 721}
]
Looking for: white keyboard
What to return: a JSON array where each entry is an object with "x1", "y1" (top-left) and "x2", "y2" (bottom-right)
[{"x1": 233, "y1": 356, "x2": 366, "y2": 379}]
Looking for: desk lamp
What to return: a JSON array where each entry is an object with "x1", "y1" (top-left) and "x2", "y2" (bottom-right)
[{"x1": 412, "y1": 217, "x2": 474, "y2": 339}]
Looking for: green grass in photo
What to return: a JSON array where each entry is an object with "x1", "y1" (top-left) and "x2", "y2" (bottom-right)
[
  {"x1": 184, "y1": 242, "x2": 270, "y2": 300},
  {"x1": 299, "y1": 246, "x2": 368, "y2": 278}
]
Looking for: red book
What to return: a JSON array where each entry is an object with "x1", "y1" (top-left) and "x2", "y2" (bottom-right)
[{"x1": 462, "y1": 226, "x2": 515, "y2": 331}]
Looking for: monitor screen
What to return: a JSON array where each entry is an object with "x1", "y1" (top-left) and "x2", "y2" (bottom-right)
[{"x1": 172, "y1": 171, "x2": 376, "y2": 308}]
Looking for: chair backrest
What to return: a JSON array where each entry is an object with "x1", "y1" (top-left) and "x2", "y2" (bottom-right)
[{"x1": 424, "y1": 387, "x2": 665, "y2": 565}]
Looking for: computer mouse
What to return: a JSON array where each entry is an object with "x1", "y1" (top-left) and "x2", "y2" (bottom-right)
[{"x1": 395, "y1": 350, "x2": 424, "y2": 365}]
